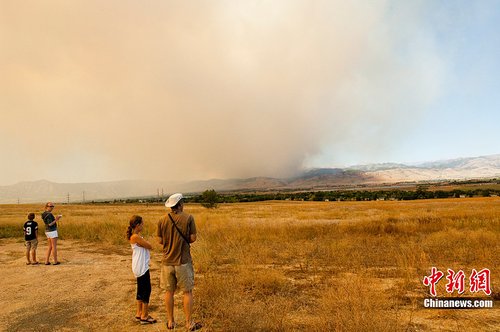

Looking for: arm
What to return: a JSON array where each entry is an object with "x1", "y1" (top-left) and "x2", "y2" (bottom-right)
[
  {"x1": 157, "y1": 219, "x2": 163, "y2": 245},
  {"x1": 189, "y1": 216, "x2": 197, "y2": 243},
  {"x1": 190, "y1": 233, "x2": 197, "y2": 243},
  {"x1": 130, "y1": 234, "x2": 153, "y2": 250},
  {"x1": 50, "y1": 215, "x2": 62, "y2": 226},
  {"x1": 45, "y1": 213, "x2": 60, "y2": 227}
]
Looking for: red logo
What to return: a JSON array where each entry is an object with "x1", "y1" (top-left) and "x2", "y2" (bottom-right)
[
  {"x1": 423, "y1": 267, "x2": 444, "y2": 297},
  {"x1": 470, "y1": 269, "x2": 491, "y2": 296},
  {"x1": 446, "y1": 269, "x2": 465, "y2": 294},
  {"x1": 423, "y1": 267, "x2": 492, "y2": 297}
]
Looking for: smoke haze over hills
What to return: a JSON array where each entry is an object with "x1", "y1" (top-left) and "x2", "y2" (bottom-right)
[
  {"x1": 1, "y1": 154, "x2": 498, "y2": 204},
  {"x1": 1, "y1": 1, "x2": 498, "y2": 186}
]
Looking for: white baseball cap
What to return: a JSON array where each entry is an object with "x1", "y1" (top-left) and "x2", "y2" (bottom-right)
[{"x1": 165, "y1": 193, "x2": 184, "y2": 208}]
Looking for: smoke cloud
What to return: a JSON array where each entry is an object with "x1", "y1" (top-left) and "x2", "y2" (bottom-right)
[{"x1": 0, "y1": 1, "x2": 445, "y2": 184}]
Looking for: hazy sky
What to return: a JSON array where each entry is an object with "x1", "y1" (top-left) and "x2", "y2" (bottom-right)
[{"x1": 1, "y1": 1, "x2": 499, "y2": 185}]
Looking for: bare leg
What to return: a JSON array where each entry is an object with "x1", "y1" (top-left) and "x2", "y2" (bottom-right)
[
  {"x1": 31, "y1": 249, "x2": 37, "y2": 263},
  {"x1": 45, "y1": 238, "x2": 52, "y2": 264},
  {"x1": 52, "y1": 238, "x2": 58, "y2": 263},
  {"x1": 183, "y1": 291, "x2": 193, "y2": 329},
  {"x1": 26, "y1": 248, "x2": 31, "y2": 264},
  {"x1": 136, "y1": 300, "x2": 142, "y2": 318},
  {"x1": 140, "y1": 302, "x2": 149, "y2": 319},
  {"x1": 165, "y1": 291, "x2": 175, "y2": 327}
]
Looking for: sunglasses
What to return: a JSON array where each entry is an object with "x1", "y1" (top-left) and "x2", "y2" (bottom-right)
[{"x1": 48, "y1": 205, "x2": 55, "y2": 208}]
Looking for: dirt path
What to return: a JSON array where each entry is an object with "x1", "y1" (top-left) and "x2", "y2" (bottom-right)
[{"x1": 0, "y1": 239, "x2": 184, "y2": 332}]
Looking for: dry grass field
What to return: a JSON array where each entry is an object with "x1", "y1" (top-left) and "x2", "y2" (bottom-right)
[{"x1": 0, "y1": 197, "x2": 499, "y2": 331}]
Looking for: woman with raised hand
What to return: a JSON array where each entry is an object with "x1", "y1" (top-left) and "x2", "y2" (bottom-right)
[{"x1": 42, "y1": 202, "x2": 62, "y2": 265}]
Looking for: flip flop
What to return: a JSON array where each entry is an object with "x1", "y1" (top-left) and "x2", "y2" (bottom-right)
[
  {"x1": 26, "y1": 262, "x2": 31, "y2": 265},
  {"x1": 187, "y1": 322, "x2": 203, "y2": 331},
  {"x1": 45, "y1": 262, "x2": 51, "y2": 265},
  {"x1": 32, "y1": 262, "x2": 39, "y2": 265},
  {"x1": 140, "y1": 316, "x2": 157, "y2": 325},
  {"x1": 167, "y1": 321, "x2": 176, "y2": 329},
  {"x1": 134, "y1": 316, "x2": 141, "y2": 322},
  {"x1": 53, "y1": 262, "x2": 61, "y2": 265}
]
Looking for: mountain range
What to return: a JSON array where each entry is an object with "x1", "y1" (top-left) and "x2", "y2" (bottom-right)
[{"x1": 1, "y1": 154, "x2": 499, "y2": 204}]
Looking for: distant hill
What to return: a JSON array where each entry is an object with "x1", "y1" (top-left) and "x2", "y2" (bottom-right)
[
  {"x1": 358, "y1": 154, "x2": 500, "y2": 183},
  {"x1": 1, "y1": 154, "x2": 499, "y2": 203},
  {"x1": 0, "y1": 180, "x2": 175, "y2": 204}
]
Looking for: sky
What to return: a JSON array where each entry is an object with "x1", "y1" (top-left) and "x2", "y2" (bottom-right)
[{"x1": 1, "y1": 0, "x2": 499, "y2": 185}]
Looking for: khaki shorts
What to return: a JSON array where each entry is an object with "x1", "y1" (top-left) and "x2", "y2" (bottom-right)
[
  {"x1": 25, "y1": 239, "x2": 38, "y2": 251},
  {"x1": 160, "y1": 262, "x2": 194, "y2": 292}
]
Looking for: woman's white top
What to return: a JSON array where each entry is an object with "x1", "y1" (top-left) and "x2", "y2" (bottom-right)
[{"x1": 131, "y1": 241, "x2": 150, "y2": 278}]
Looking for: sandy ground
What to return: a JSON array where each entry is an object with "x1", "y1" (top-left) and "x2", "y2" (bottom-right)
[
  {"x1": 0, "y1": 239, "x2": 188, "y2": 332},
  {"x1": 1, "y1": 237, "x2": 498, "y2": 332}
]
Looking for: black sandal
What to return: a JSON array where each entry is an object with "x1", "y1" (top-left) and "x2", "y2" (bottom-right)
[
  {"x1": 188, "y1": 322, "x2": 203, "y2": 331},
  {"x1": 140, "y1": 316, "x2": 157, "y2": 325}
]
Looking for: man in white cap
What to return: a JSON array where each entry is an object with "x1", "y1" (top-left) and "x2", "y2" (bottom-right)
[{"x1": 157, "y1": 193, "x2": 201, "y2": 331}]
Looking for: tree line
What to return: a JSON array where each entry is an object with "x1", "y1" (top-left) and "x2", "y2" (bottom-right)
[
  {"x1": 86, "y1": 186, "x2": 500, "y2": 205},
  {"x1": 185, "y1": 187, "x2": 500, "y2": 205}
]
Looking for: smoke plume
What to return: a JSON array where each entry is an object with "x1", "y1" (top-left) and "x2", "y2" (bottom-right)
[{"x1": 0, "y1": 1, "x2": 445, "y2": 184}]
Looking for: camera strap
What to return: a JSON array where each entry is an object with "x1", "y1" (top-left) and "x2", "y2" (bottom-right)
[{"x1": 168, "y1": 213, "x2": 190, "y2": 246}]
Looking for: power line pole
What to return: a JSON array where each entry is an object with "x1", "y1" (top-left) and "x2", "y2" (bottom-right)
[
  {"x1": 67, "y1": 193, "x2": 70, "y2": 204},
  {"x1": 82, "y1": 191, "x2": 86, "y2": 204}
]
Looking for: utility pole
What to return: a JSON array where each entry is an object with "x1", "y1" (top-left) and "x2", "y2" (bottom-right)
[
  {"x1": 67, "y1": 193, "x2": 70, "y2": 204},
  {"x1": 17, "y1": 198, "x2": 20, "y2": 204},
  {"x1": 82, "y1": 191, "x2": 86, "y2": 204}
]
